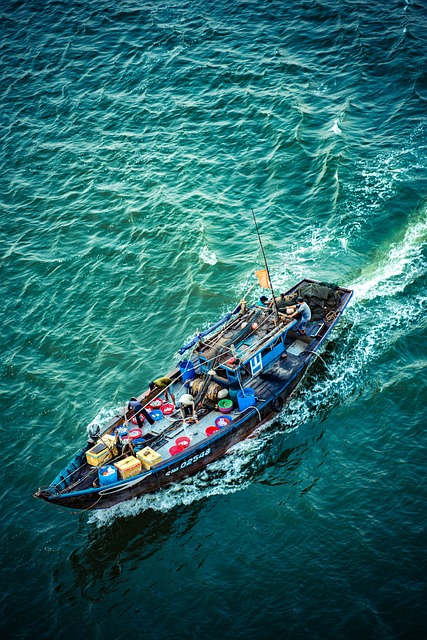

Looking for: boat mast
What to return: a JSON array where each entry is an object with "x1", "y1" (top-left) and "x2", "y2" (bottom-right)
[{"x1": 251, "y1": 208, "x2": 280, "y2": 325}]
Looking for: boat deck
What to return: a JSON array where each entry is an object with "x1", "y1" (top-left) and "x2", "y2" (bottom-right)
[{"x1": 131, "y1": 332, "x2": 315, "y2": 463}]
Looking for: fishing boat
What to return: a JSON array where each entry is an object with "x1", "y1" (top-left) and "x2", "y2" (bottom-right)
[{"x1": 34, "y1": 277, "x2": 353, "y2": 510}]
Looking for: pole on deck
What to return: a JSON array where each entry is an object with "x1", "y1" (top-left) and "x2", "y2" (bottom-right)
[{"x1": 251, "y1": 208, "x2": 280, "y2": 325}]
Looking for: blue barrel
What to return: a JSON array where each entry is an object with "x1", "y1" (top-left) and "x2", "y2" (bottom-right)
[
  {"x1": 179, "y1": 360, "x2": 196, "y2": 381},
  {"x1": 98, "y1": 465, "x2": 118, "y2": 486},
  {"x1": 237, "y1": 388, "x2": 256, "y2": 411}
]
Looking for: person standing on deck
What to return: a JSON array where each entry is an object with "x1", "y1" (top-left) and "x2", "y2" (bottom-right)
[
  {"x1": 128, "y1": 398, "x2": 155, "y2": 429},
  {"x1": 287, "y1": 297, "x2": 311, "y2": 335}
]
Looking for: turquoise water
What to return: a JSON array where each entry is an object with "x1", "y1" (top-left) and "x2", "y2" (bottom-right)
[{"x1": 1, "y1": 0, "x2": 426, "y2": 638}]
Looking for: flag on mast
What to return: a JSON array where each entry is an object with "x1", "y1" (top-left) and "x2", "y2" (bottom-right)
[{"x1": 255, "y1": 269, "x2": 270, "y2": 289}]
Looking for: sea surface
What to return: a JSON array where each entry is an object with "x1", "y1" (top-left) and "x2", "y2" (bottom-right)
[{"x1": 1, "y1": 0, "x2": 426, "y2": 638}]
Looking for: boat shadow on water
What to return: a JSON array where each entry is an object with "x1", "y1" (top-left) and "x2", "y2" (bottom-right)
[{"x1": 51, "y1": 503, "x2": 203, "y2": 603}]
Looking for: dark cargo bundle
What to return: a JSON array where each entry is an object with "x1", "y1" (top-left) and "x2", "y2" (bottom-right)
[{"x1": 300, "y1": 282, "x2": 341, "y2": 321}]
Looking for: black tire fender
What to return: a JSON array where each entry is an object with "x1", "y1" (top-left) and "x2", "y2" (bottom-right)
[{"x1": 271, "y1": 396, "x2": 284, "y2": 412}]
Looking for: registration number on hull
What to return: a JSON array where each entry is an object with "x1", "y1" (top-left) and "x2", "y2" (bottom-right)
[{"x1": 165, "y1": 447, "x2": 212, "y2": 477}]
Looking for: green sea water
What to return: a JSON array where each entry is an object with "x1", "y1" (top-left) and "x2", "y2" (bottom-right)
[{"x1": 1, "y1": 1, "x2": 426, "y2": 638}]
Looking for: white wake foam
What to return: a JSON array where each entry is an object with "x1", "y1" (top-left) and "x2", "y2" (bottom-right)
[
  {"x1": 88, "y1": 437, "x2": 260, "y2": 526},
  {"x1": 352, "y1": 205, "x2": 427, "y2": 302}
]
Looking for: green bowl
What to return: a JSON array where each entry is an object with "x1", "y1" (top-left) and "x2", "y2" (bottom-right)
[{"x1": 218, "y1": 399, "x2": 233, "y2": 413}]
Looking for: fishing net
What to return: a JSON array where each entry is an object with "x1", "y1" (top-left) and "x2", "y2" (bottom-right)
[{"x1": 299, "y1": 282, "x2": 341, "y2": 320}]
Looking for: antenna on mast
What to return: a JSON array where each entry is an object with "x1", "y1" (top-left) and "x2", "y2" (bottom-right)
[{"x1": 251, "y1": 208, "x2": 279, "y2": 325}]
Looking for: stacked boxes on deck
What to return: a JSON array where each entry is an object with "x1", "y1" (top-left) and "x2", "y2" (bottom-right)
[
  {"x1": 114, "y1": 456, "x2": 142, "y2": 480},
  {"x1": 136, "y1": 447, "x2": 162, "y2": 470},
  {"x1": 86, "y1": 433, "x2": 119, "y2": 467},
  {"x1": 86, "y1": 442, "x2": 113, "y2": 467}
]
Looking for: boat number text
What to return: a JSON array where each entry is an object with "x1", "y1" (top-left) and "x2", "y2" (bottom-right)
[{"x1": 165, "y1": 448, "x2": 211, "y2": 477}]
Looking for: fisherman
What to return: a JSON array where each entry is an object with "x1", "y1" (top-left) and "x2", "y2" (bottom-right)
[
  {"x1": 115, "y1": 430, "x2": 135, "y2": 457},
  {"x1": 287, "y1": 297, "x2": 311, "y2": 335},
  {"x1": 179, "y1": 393, "x2": 198, "y2": 424},
  {"x1": 128, "y1": 397, "x2": 155, "y2": 428},
  {"x1": 258, "y1": 295, "x2": 269, "y2": 307},
  {"x1": 148, "y1": 376, "x2": 175, "y2": 404}
]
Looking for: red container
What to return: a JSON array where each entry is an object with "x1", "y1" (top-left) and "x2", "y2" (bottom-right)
[
  {"x1": 128, "y1": 428, "x2": 143, "y2": 440},
  {"x1": 150, "y1": 398, "x2": 163, "y2": 409},
  {"x1": 205, "y1": 426, "x2": 220, "y2": 436},
  {"x1": 176, "y1": 436, "x2": 190, "y2": 449},
  {"x1": 161, "y1": 403, "x2": 175, "y2": 415},
  {"x1": 130, "y1": 415, "x2": 144, "y2": 425},
  {"x1": 169, "y1": 444, "x2": 184, "y2": 456}
]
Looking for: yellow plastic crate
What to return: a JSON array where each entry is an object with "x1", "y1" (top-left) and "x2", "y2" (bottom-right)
[
  {"x1": 136, "y1": 447, "x2": 162, "y2": 470},
  {"x1": 86, "y1": 442, "x2": 112, "y2": 467},
  {"x1": 114, "y1": 456, "x2": 142, "y2": 480},
  {"x1": 96, "y1": 434, "x2": 118, "y2": 456}
]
